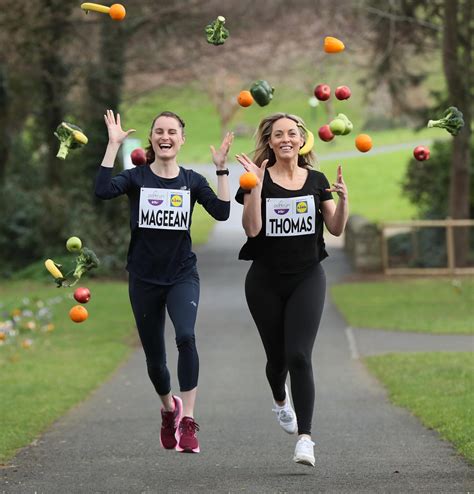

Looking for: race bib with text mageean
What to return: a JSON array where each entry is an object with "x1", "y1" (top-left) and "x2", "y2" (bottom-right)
[
  {"x1": 265, "y1": 195, "x2": 316, "y2": 237},
  {"x1": 139, "y1": 187, "x2": 191, "y2": 230}
]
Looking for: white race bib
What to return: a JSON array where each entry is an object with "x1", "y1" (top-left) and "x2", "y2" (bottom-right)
[
  {"x1": 139, "y1": 187, "x2": 191, "y2": 230},
  {"x1": 265, "y1": 195, "x2": 316, "y2": 237}
]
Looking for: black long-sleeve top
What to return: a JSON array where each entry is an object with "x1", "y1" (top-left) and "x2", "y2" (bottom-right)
[{"x1": 95, "y1": 165, "x2": 230, "y2": 285}]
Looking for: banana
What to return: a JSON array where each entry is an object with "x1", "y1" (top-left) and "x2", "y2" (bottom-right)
[
  {"x1": 72, "y1": 130, "x2": 88, "y2": 145},
  {"x1": 298, "y1": 126, "x2": 315, "y2": 155},
  {"x1": 45, "y1": 259, "x2": 64, "y2": 280},
  {"x1": 80, "y1": 3, "x2": 110, "y2": 14}
]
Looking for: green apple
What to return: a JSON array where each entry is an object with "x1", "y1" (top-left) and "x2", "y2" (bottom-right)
[
  {"x1": 342, "y1": 121, "x2": 353, "y2": 135},
  {"x1": 329, "y1": 118, "x2": 346, "y2": 135},
  {"x1": 66, "y1": 236, "x2": 82, "y2": 252}
]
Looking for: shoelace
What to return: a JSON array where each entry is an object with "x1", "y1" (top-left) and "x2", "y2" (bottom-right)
[
  {"x1": 180, "y1": 419, "x2": 200, "y2": 435},
  {"x1": 272, "y1": 406, "x2": 294, "y2": 423}
]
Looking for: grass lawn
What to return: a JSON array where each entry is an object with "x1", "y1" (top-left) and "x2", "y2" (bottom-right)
[
  {"x1": 318, "y1": 148, "x2": 419, "y2": 221},
  {"x1": 0, "y1": 281, "x2": 134, "y2": 463},
  {"x1": 365, "y1": 352, "x2": 474, "y2": 463},
  {"x1": 331, "y1": 278, "x2": 474, "y2": 334}
]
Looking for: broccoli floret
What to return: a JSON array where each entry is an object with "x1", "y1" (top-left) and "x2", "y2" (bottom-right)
[
  {"x1": 68, "y1": 247, "x2": 100, "y2": 286},
  {"x1": 54, "y1": 122, "x2": 88, "y2": 160},
  {"x1": 205, "y1": 16, "x2": 229, "y2": 46},
  {"x1": 427, "y1": 106, "x2": 464, "y2": 136}
]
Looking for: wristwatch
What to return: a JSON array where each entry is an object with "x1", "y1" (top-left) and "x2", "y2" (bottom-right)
[{"x1": 216, "y1": 169, "x2": 229, "y2": 176}]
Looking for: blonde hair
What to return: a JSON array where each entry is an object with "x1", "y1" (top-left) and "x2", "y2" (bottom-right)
[{"x1": 252, "y1": 113, "x2": 316, "y2": 169}]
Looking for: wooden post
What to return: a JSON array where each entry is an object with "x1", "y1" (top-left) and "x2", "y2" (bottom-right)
[
  {"x1": 381, "y1": 227, "x2": 389, "y2": 274},
  {"x1": 446, "y1": 217, "x2": 456, "y2": 273}
]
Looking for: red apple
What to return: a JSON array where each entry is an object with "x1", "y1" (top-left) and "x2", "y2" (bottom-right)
[
  {"x1": 131, "y1": 148, "x2": 147, "y2": 166},
  {"x1": 413, "y1": 145, "x2": 430, "y2": 161},
  {"x1": 335, "y1": 85, "x2": 351, "y2": 100},
  {"x1": 314, "y1": 84, "x2": 331, "y2": 101},
  {"x1": 318, "y1": 125, "x2": 335, "y2": 142},
  {"x1": 74, "y1": 287, "x2": 91, "y2": 304}
]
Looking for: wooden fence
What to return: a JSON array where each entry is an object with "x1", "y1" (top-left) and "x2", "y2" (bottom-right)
[{"x1": 381, "y1": 218, "x2": 474, "y2": 275}]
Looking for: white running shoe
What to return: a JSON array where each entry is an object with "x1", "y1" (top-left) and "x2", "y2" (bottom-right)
[
  {"x1": 293, "y1": 437, "x2": 315, "y2": 467},
  {"x1": 272, "y1": 384, "x2": 297, "y2": 434}
]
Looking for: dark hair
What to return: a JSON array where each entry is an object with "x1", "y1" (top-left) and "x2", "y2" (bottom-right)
[{"x1": 145, "y1": 111, "x2": 186, "y2": 164}]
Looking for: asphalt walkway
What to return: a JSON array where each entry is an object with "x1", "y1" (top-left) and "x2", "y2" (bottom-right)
[{"x1": 2, "y1": 164, "x2": 472, "y2": 493}]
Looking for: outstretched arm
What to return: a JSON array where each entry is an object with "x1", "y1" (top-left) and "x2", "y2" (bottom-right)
[
  {"x1": 321, "y1": 165, "x2": 349, "y2": 237},
  {"x1": 235, "y1": 154, "x2": 268, "y2": 237},
  {"x1": 101, "y1": 110, "x2": 136, "y2": 168},
  {"x1": 210, "y1": 131, "x2": 234, "y2": 202}
]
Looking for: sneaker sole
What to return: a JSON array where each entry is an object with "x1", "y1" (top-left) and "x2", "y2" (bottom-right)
[
  {"x1": 159, "y1": 396, "x2": 183, "y2": 450},
  {"x1": 176, "y1": 445, "x2": 200, "y2": 453},
  {"x1": 293, "y1": 455, "x2": 315, "y2": 467}
]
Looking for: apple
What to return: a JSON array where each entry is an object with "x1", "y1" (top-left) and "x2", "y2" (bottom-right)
[
  {"x1": 413, "y1": 145, "x2": 430, "y2": 161},
  {"x1": 335, "y1": 85, "x2": 351, "y2": 100},
  {"x1": 329, "y1": 118, "x2": 346, "y2": 135},
  {"x1": 74, "y1": 287, "x2": 91, "y2": 304},
  {"x1": 314, "y1": 84, "x2": 331, "y2": 101},
  {"x1": 318, "y1": 125, "x2": 335, "y2": 142},
  {"x1": 131, "y1": 148, "x2": 147, "y2": 166},
  {"x1": 66, "y1": 236, "x2": 82, "y2": 252}
]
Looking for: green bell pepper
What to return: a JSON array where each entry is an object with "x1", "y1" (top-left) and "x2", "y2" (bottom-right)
[{"x1": 250, "y1": 80, "x2": 275, "y2": 107}]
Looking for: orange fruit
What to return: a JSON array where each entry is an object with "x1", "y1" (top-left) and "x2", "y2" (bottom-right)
[
  {"x1": 324, "y1": 36, "x2": 345, "y2": 53},
  {"x1": 355, "y1": 134, "x2": 373, "y2": 152},
  {"x1": 69, "y1": 305, "x2": 89, "y2": 323},
  {"x1": 237, "y1": 90, "x2": 254, "y2": 107},
  {"x1": 239, "y1": 172, "x2": 258, "y2": 190},
  {"x1": 109, "y1": 4, "x2": 126, "y2": 21}
]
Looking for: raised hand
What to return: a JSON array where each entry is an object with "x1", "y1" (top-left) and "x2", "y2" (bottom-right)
[
  {"x1": 326, "y1": 164, "x2": 348, "y2": 199},
  {"x1": 104, "y1": 109, "x2": 136, "y2": 144},
  {"x1": 210, "y1": 131, "x2": 234, "y2": 169},
  {"x1": 235, "y1": 153, "x2": 269, "y2": 183}
]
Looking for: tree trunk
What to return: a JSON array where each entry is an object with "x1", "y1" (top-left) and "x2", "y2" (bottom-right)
[
  {"x1": 0, "y1": 65, "x2": 10, "y2": 186},
  {"x1": 443, "y1": 0, "x2": 472, "y2": 267}
]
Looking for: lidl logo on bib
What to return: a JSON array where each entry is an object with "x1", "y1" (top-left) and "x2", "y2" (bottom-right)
[
  {"x1": 296, "y1": 201, "x2": 308, "y2": 214},
  {"x1": 170, "y1": 194, "x2": 183, "y2": 207},
  {"x1": 266, "y1": 195, "x2": 315, "y2": 237},
  {"x1": 139, "y1": 187, "x2": 190, "y2": 230}
]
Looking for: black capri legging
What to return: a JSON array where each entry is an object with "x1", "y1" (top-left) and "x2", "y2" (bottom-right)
[
  {"x1": 245, "y1": 261, "x2": 326, "y2": 436},
  {"x1": 128, "y1": 270, "x2": 200, "y2": 396}
]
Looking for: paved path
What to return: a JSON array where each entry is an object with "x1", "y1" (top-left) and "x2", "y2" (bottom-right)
[{"x1": 2, "y1": 164, "x2": 473, "y2": 493}]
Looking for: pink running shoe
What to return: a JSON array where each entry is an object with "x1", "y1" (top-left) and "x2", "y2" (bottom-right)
[
  {"x1": 176, "y1": 416, "x2": 200, "y2": 453},
  {"x1": 160, "y1": 395, "x2": 183, "y2": 450}
]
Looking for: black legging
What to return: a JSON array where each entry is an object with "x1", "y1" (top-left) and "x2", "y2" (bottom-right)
[
  {"x1": 128, "y1": 271, "x2": 200, "y2": 395},
  {"x1": 245, "y1": 261, "x2": 326, "y2": 435}
]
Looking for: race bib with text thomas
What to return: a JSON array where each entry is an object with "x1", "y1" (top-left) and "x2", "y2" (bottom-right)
[
  {"x1": 265, "y1": 195, "x2": 316, "y2": 237},
  {"x1": 139, "y1": 187, "x2": 191, "y2": 230}
]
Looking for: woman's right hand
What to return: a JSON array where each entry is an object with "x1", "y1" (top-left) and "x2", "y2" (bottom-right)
[
  {"x1": 104, "y1": 109, "x2": 136, "y2": 144},
  {"x1": 235, "y1": 153, "x2": 268, "y2": 184}
]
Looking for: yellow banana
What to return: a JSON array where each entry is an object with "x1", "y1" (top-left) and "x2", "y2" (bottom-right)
[
  {"x1": 45, "y1": 259, "x2": 64, "y2": 280},
  {"x1": 298, "y1": 126, "x2": 315, "y2": 155},
  {"x1": 81, "y1": 3, "x2": 110, "y2": 14},
  {"x1": 72, "y1": 130, "x2": 88, "y2": 145}
]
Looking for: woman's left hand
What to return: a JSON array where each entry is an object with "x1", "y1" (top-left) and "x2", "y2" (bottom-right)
[
  {"x1": 211, "y1": 132, "x2": 234, "y2": 169},
  {"x1": 326, "y1": 164, "x2": 348, "y2": 200}
]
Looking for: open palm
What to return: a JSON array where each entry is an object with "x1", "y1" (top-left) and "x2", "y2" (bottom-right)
[{"x1": 104, "y1": 109, "x2": 136, "y2": 144}]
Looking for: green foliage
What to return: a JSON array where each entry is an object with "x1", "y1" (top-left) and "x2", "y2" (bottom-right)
[
  {"x1": 331, "y1": 278, "x2": 474, "y2": 334},
  {"x1": 403, "y1": 138, "x2": 474, "y2": 219},
  {"x1": 365, "y1": 352, "x2": 474, "y2": 463}
]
